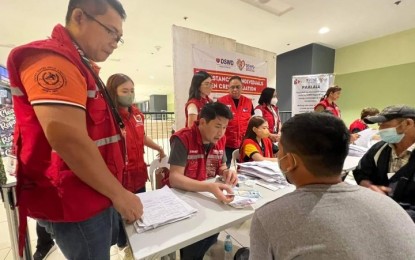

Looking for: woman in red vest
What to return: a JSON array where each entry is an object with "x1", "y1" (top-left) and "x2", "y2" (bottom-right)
[
  {"x1": 185, "y1": 71, "x2": 213, "y2": 128},
  {"x1": 314, "y1": 86, "x2": 342, "y2": 117},
  {"x1": 254, "y1": 87, "x2": 282, "y2": 142},
  {"x1": 106, "y1": 73, "x2": 166, "y2": 256},
  {"x1": 240, "y1": 116, "x2": 278, "y2": 162}
]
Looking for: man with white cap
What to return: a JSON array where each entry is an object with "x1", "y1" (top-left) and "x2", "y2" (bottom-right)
[{"x1": 353, "y1": 105, "x2": 415, "y2": 221}]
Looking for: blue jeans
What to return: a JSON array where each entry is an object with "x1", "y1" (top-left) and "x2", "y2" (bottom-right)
[
  {"x1": 117, "y1": 186, "x2": 146, "y2": 247},
  {"x1": 180, "y1": 233, "x2": 219, "y2": 260},
  {"x1": 38, "y1": 207, "x2": 119, "y2": 260}
]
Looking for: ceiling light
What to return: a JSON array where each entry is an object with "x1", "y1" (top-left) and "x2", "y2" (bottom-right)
[
  {"x1": 318, "y1": 27, "x2": 330, "y2": 34},
  {"x1": 240, "y1": 0, "x2": 293, "y2": 17}
]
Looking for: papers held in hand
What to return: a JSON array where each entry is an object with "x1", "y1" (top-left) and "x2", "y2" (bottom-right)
[
  {"x1": 237, "y1": 161, "x2": 288, "y2": 184},
  {"x1": 133, "y1": 186, "x2": 197, "y2": 234}
]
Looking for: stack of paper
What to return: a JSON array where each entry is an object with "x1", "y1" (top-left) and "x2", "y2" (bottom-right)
[
  {"x1": 348, "y1": 144, "x2": 369, "y2": 157},
  {"x1": 133, "y1": 186, "x2": 197, "y2": 233},
  {"x1": 237, "y1": 161, "x2": 288, "y2": 184}
]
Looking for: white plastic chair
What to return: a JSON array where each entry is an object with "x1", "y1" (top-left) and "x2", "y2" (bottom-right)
[
  {"x1": 231, "y1": 149, "x2": 240, "y2": 170},
  {"x1": 148, "y1": 156, "x2": 170, "y2": 190}
]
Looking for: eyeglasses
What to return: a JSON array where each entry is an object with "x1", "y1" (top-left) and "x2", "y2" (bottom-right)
[
  {"x1": 82, "y1": 10, "x2": 124, "y2": 44},
  {"x1": 229, "y1": 85, "x2": 241, "y2": 90}
]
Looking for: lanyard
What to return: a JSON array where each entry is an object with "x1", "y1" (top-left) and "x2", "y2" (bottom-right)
[{"x1": 79, "y1": 56, "x2": 125, "y2": 130}]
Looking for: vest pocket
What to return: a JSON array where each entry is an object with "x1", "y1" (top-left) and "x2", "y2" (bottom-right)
[{"x1": 87, "y1": 97, "x2": 108, "y2": 125}]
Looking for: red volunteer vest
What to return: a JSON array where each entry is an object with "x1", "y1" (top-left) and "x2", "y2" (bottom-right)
[
  {"x1": 217, "y1": 94, "x2": 252, "y2": 148},
  {"x1": 255, "y1": 104, "x2": 281, "y2": 134},
  {"x1": 163, "y1": 122, "x2": 225, "y2": 186},
  {"x1": 349, "y1": 119, "x2": 367, "y2": 133},
  {"x1": 185, "y1": 96, "x2": 212, "y2": 127},
  {"x1": 240, "y1": 138, "x2": 273, "y2": 162},
  {"x1": 314, "y1": 99, "x2": 341, "y2": 118},
  {"x1": 7, "y1": 24, "x2": 125, "y2": 254},
  {"x1": 120, "y1": 106, "x2": 148, "y2": 192}
]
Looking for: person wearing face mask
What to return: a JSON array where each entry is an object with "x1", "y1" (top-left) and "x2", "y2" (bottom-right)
[
  {"x1": 314, "y1": 85, "x2": 342, "y2": 117},
  {"x1": 254, "y1": 87, "x2": 282, "y2": 142},
  {"x1": 106, "y1": 73, "x2": 166, "y2": 258},
  {"x1": 249, "y1": 112, "x2": 415, "y2": 260},
  {"x1": 217, "y1": 75, "x2": 254, "y2": 167},
  {"x1": 185, "y1": 71, "x2": 213, "y2": 128},
  {"x1": 239, "y1": 116, "x2": 278, "y2": 162},
  {"x1": 353, "y1": 105, "x2": 415, "y2": 221}
]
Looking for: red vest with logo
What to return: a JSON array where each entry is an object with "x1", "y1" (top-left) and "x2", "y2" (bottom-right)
[
  {"x1": 120, "y1": 106, "x2": 148, "y2": 192},
  {"x1": 7, "y1": 24, "x2": 125, "y2": 253},
  {"x1": 240, "y1": 138, "x2": 273, "y2": 162},
  {"x1": 255, "y1": 104, "x2": 281, "y2": 134},
  {"x1": 171, "y1": 122, "x2": 225, "y2": 181},
  {"x1": 185, "y1": 96, "x2": 212, "y2": 127},
  {"x1": 217, "y1": 94, "x2": 252, "y2": 148},
  {"x1": 314, "y1": 99, "x2": 341, "y2": 117}
]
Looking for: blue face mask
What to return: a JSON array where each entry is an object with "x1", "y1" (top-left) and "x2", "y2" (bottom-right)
[{"x1": 378, "y1": 126, "x2": 404, "y2": 144}]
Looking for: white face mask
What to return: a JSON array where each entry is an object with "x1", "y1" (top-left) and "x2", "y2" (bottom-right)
[
  {"x1": 271, "y1": 97, "x2": 278, "y2": 106},
  {"x1": 378, "y1": 126, "x2": 405, "y2": 144}
]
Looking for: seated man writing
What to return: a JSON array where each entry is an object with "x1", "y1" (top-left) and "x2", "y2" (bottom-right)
[
  {"x1": 168, "y1": 102, "x2": 238, "y2": 260},
  {"x1": 353, "y1": 105, "x2": 415, "y2": 221},
  {"x1": 250, "y1": 112, "x2": 415, "y2": 259}
]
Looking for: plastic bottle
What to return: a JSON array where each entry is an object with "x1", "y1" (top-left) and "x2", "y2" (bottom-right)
[{"x1": 224, "y1": 234, "x2": 233, "y2": 260}]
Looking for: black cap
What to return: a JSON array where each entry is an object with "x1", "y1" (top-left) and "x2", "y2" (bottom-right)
[{"x1": 364, "y1": 105, "x2": 415, "y2": 124}]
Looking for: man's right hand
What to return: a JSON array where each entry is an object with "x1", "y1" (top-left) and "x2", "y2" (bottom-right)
[
  {"x1": 112, "y1": 189, "x2": 143, "y2": 223},
  {"x1": 368, "y1": 185, "x2": 391, "y2": 195},
  {"x1": 360, "y1": 180, "x2": 391, "y2": 195}
]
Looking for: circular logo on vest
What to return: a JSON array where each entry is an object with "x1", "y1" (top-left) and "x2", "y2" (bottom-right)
[{"x1": 35, "y1": 66, "x2": 67, "y2": 92}]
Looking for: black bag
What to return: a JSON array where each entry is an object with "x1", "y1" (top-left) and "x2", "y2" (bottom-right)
[{"x1": 234, "y1": 247, "x2": 249, "y2": 260}]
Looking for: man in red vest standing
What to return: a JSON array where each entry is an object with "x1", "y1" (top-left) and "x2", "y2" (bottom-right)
[
  {"x1": 218, "y1": 76, "x2": 254, "y2": 167},
  {"x1": 7, "y1": 1, "x2": 142, "y2": 259}
]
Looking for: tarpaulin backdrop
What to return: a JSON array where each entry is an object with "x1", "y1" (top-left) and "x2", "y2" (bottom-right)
[
  {"x1": 192, "y1": 44, "x2": 268, "y2": 105},
  {"x1": 291, "y1": 74, "x2": 334, "y2": 115}
]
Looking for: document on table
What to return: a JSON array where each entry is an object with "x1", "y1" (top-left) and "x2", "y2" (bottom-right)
[
  {"x1": 133, "y1": 186, "x2": 198, "y2": 233},
  {"x1": 237, "y1": 161, "x2": 290, "y2": 186},
  {"x1": 198, "y1": 191, "x2": 257, "y2": 209}
]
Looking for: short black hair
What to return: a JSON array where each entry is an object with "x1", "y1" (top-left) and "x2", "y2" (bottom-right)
[
  {"x1": 66, "y1": 0, "x2": 126, "y2": 24},
  {"x1": 280, "y1": 112, "x2": 350, "y2": 177},
  {"x1": 258, "y1": 87, "x2": 275, "y2": 105},
  {"x1": 229, "y1": 75, "x2": 242, "y2": 83},
  {"x1": 200, "y1": 102, "x2": 233, "y2": 123},
  {"x1": 188, "y1": 71, "x2": 212, "y2": 101}
]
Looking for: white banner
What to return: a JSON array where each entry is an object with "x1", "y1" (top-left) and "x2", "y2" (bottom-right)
[
  {"x1": 291, "y1": 74, "x2": 334, "y2": 115},
  {"x1": 192, "y1": 44, "x2": 268, "y2": 105}
]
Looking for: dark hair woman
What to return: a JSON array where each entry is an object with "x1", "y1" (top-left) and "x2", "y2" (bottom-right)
[
  {"x1": 254, "y1": 87, "x2": 281, "y2": 142},
  {"x1": 239, "y1": 116, "x2": 278, "y2": 162},
  {"x1": 314, "y1": 86, "x2": 342, "y2": 117},
  {"x1": 185, "y1": 71, "x2": 213, "y2": 128},
  {"x1": 106, "y1": 73, "x2": 166, "y2": 253}
]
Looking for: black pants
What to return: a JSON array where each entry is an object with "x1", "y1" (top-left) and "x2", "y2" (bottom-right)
[
  {"x1": 36, "y1": 222, "x2": 54, "y2": 249},
  {"x1": 180, "y1": 233, "x2": 219, "y2": 260}
]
